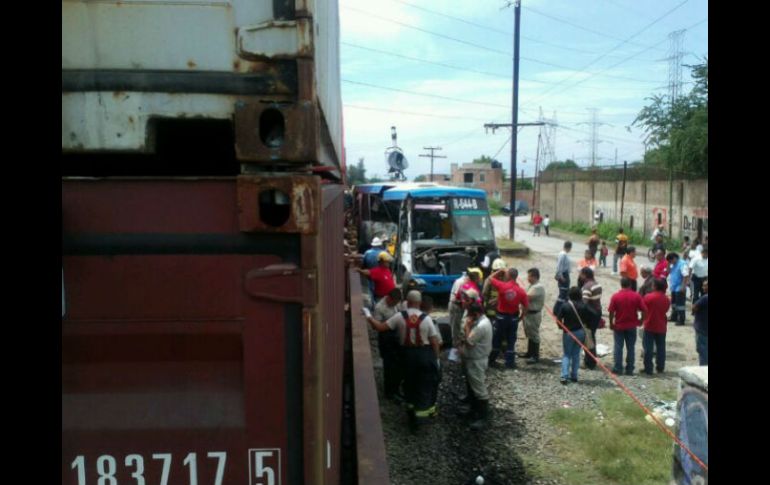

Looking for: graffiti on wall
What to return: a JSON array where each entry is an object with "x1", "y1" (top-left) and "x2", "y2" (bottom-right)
[
  {"x1": 682, "y1": 208, "x2": 708, "y2": 238},
  {"x1": 651, "y1": 207, "x2": 668, "y2": 229}
]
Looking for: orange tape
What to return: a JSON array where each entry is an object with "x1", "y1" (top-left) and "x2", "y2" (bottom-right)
[{"x1": 517, "y1": 277, "x2": 708, "y2": 472}]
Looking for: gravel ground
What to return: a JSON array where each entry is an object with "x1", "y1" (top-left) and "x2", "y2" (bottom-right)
[{"x1": 366, "y1": 234, "x2": 698, "y2": 485}]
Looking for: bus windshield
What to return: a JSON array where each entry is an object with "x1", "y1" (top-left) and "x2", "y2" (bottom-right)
[{"x1": 449, "y1": 197, "x2": 494, "y2": 244}]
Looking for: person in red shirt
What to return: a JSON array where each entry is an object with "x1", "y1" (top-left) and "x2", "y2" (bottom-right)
[
  {"x1": 608, "y1": 277, "x2": 648, "y2": 375},
  {"x1": 532, "y1": 211, "x2": 543, "y2": 237},
  {"x1": 641, "y1": 278, "x2": 671, "y2": 375},
  {"x1": 652, "y1": 249, "x2": 669, "y2": 281},
  {"x1": 487, "y1": 267, "x2": 529, "y2": 368},
  {"x1": 356, "y1": 252, "x2": 396, "y2": 301}
]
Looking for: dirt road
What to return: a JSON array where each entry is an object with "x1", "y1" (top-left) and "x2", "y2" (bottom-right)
[{"x1": 370, "y1": 220, "x2": 698, "y2": 484}]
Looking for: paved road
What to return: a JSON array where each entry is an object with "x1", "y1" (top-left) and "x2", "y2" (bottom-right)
[{"x1": 493, "y1": 215, "x2": 655, "y2": 269}]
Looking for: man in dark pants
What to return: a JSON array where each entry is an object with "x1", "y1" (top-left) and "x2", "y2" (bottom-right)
[
  {"x1": 367, "y1": 290, "x2": 441, "y2": 432},
  {"x1": 487, "y1": 267, "x2": 529, "y2": 369},
  {"x1": 667, "y1": 252, "x2": 690, "y2": 325},
  {"x1": 608, "y1": 277, "x2": 648, "y2": 375},
  {"x1": 553, "y1": 241, "x2": 572, "y2": 316},
  {"x1": 689, "y1": 245, "x2": 708, "y2": 302},
  {"x1": 579, "y1": 267, "x2": 602, "y2": 370},
  {"x1": 366, "y1": 288, "x2": 404, "y2": 400},
  {"x1": 692, "y1": 279, "x2": 708, "y2": 365},
  {"x1": 642, "y1": 278, "x2": 671, "y2": 375}
]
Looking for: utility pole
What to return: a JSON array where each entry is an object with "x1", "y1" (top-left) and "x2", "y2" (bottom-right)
[
  {"x1": 419, "y1": 146, "x2": 446, "y2": 182},
  {"x1": 509, "y1": 1, "x2": 521, "y2": 240},
  {"x1": 620, "y1": 161, "x2": 628, "y2": 227}
]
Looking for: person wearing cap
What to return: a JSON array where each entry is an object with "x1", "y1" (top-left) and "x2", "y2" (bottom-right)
[
  {"x1": 363, "y1": 236, "x2": 385, "y2": 269},
  {"x1": 457, "y1": 301, "x2": 493, "y2": 430},
  {"x1": 487, "y1": 267, "x2": 529, "y2": 369},
  {"x1": 356, "y1": 252, "x2": 396, "y2": 304},
  {"x1": 482, "y1": 258, "x2": 507, "y2": 323},
  {"x1": 364, "y1": 288, "x2": 404, "y2": 400},
  {"x1": 367, "y1": 290, "x2": 441, "y2": 432},
  {"x1": 456, "y1": 268, "x2": 482, "y2": 307},
  {"x1": 522, "y1": 268, "x2": 546, "y2": 363}
]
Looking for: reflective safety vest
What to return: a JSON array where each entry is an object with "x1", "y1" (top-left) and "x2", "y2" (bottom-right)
[{"x1": 401, "y1": 311, "x2": 428, "y2": 347}]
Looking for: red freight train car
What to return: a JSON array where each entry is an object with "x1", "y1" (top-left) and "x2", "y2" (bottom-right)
[{"x1": 62, "y1": 175, "x2": 346, "y2": 485}]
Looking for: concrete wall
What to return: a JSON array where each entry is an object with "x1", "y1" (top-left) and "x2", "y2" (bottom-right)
[{"x1": 538, "y1": 178, "x2": 708, "y2": 240}]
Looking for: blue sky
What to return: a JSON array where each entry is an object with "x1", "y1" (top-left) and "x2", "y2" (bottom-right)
[{"x1": 339, "y1": 0, "x2": 708, "y2": 180}]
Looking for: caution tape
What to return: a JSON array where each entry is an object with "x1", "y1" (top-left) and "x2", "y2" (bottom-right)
[
  {"x1": 544, "y1": 299, "x2": 708, "y2": 471},
  {"x1": 516, "y1": 277, "x2": 708, "y2": 472}
]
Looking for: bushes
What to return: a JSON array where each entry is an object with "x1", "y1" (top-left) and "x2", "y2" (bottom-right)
[{"x1": 549, "y1": 220, "x2": 683, "y2": 250}]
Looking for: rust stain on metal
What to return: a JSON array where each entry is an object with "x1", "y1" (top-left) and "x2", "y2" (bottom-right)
[
  {"x1": 128, "y1": 116, "x2": 134, "y2": 124},
  {"x1": 236, "y1": 174, "x2": 320, "y2": 234},
  {"x1": 234, "y1": 100, "x2": 318, "y2": 163},
  {"x1": 233, "y1": 60, "x2": 241, "y2": 70},
  {"x1": 112, "y1": 91, "x2": 125, "y2": 99},
  {"x1": 187, "y1": 60, "x2": 197, "y2": 69}
]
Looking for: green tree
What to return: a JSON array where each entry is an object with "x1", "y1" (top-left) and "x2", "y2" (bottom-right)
[
  {"x1": 348, "y1": 158, "x2": 367, "y2": 185},
  {"x1": 544, "y1": 159, "x2": 579, "y2": 171},
  {"x1": 633, "y1": 58, "x2": 707, "y2": 176},
  {"x1": 473, "y1": 155, "x2": 494, "y2": 164},
  {"x1": 414, "y1": 175, "x2": 428, "y2": 182},
  {"x1": 518, "y1": 179, "x2": 533, "y2": 190}
]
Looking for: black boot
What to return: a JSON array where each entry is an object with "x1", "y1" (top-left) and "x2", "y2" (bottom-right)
[
  {"x1": 457, "y1": 381, "x2": 473, "y2": 404},
  {"x1": 457, "y1": 388, "x2": 476, "y2": 416},
  {"x1": 527, "y1": 342, "x2": 540, "y2": 364},
  {"x1": 469, "y1": 400, "x2": 490, "y2": 430},
  {"x1": 519, "y1": 341, "x2": 534, "y2": 358}
]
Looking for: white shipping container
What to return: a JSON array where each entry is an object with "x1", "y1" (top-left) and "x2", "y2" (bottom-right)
[{"x1": 62, "y1": 0, "x2": 342, "y2": 170}]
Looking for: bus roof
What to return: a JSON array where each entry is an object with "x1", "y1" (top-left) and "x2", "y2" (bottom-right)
[
  {"x1": 353, "y1": 183, "x2": 397, "y2": 194},
  {"x1": 382, "y1": 185, "x2": 487, "y2": 201}
]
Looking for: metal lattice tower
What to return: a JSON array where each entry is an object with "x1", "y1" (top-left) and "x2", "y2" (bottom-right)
[
  {"x1": 666, "y1": 29, "x2": 686, "y2": 104},
  {"x1": 538, "y1": 107, "x2": 558, "y2": 166},
  {"x1": 577, "y1": 108, "x2": 610, "y2": 167}
]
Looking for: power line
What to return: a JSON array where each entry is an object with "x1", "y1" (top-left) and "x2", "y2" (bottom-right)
[
  {"x1": 343, "y1": 104, "x2": 498, "y2": 123},
  {"x1": 341, "y1": 42, "x2": 658, "y2": 91},
  {"x1": 534, "y1": 17, "x2": 707, "y2": 105},
  {"x1": 522, "y1": 9, "x2": 702, "y2": 109},
  {"x1": 343, "y1": 79, "x2": 510, "y2": 109},
  {"x1": 385, "y1": 0, "x2": 661, "y2": 61},
  {"x1": 492, "y1": 135, "x2": 512, "y2": 160},
  {"x1": 522, "y1": 4, "x2": 671, "y2": 53},
  {"x1": 341, "y1": 4, "x2": 665, "y2": 85}
]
